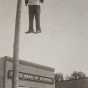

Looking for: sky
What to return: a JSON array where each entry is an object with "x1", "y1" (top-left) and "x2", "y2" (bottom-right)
[{"x1": 0, "y1": 0, "x2": 88, "y2": 77}]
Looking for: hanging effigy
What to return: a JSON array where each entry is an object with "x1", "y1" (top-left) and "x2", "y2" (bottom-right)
[{"x1": 25, "y1": 0, "x2": 44, "y2": 34}]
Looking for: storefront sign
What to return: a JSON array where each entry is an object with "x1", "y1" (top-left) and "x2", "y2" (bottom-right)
[{"x1": 8, "y1": 70, "x2": 54, "y2": 84}]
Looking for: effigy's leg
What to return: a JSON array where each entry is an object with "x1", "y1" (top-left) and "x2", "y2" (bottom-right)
[
  {"x1": 26, "y1": 5, "x2": 34, "y2": 33},
  {"x1": 35, "y1": 5, "x2": 41, "y2": 33}
]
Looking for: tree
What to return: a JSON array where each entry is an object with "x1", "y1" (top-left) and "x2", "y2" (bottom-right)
[
  {"x1": 55, "y1": 73, "x2": 64, "y2": 88},
  {"x1": 70, "y1": 71, "x2": 86, "y2": 80},
  {"x1": 55, "y1": 73, "x2": 64, "y2": 82}
]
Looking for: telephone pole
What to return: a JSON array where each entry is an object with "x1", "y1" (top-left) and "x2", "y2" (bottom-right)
[{"x1": 12, "y1": 0, "x2": 22, "y2": 88}]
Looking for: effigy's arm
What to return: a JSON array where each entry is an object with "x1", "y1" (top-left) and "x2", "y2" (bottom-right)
[
  {"x1": 40, "y1": 0, "x2": 44, "y2": 3},
  {"x1": 25, "y1": 0, "x2": 28, "y2": 5}
]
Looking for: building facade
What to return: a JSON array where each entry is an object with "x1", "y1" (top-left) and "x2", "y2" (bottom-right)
[{"x1": 0, "y1": 56, "x2": 55, "y2": 88}]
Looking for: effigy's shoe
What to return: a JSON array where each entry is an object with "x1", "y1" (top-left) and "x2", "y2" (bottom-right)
[
  {"x1": 35, "y1": 30, "x2": 41, "y2": 34},
  {"x1": 25, "y1": 30, "x2": 34, "y2": 34}
]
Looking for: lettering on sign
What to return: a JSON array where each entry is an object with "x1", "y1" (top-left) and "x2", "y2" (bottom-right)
[{"x1": 7, "y1": 70, "x2": 54, "y2": 84}]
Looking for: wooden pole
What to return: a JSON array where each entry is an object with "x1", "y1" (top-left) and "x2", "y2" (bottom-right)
[{"x1": 12, "y1": 0, "x2": 22, "y2": 88}]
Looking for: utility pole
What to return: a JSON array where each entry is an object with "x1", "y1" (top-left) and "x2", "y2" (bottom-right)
[{"x1": 12, "y1": 0, "x2": 22, "y2": 88}]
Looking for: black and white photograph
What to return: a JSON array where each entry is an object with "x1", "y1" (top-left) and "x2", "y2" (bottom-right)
[{"x1": 0, "y1": 0, "x2": 88, "y2": 88}]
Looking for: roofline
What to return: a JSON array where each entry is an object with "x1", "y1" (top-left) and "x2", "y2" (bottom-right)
[{"x1": 1, "y1": 56, "x2": 55, "y2": 72}]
